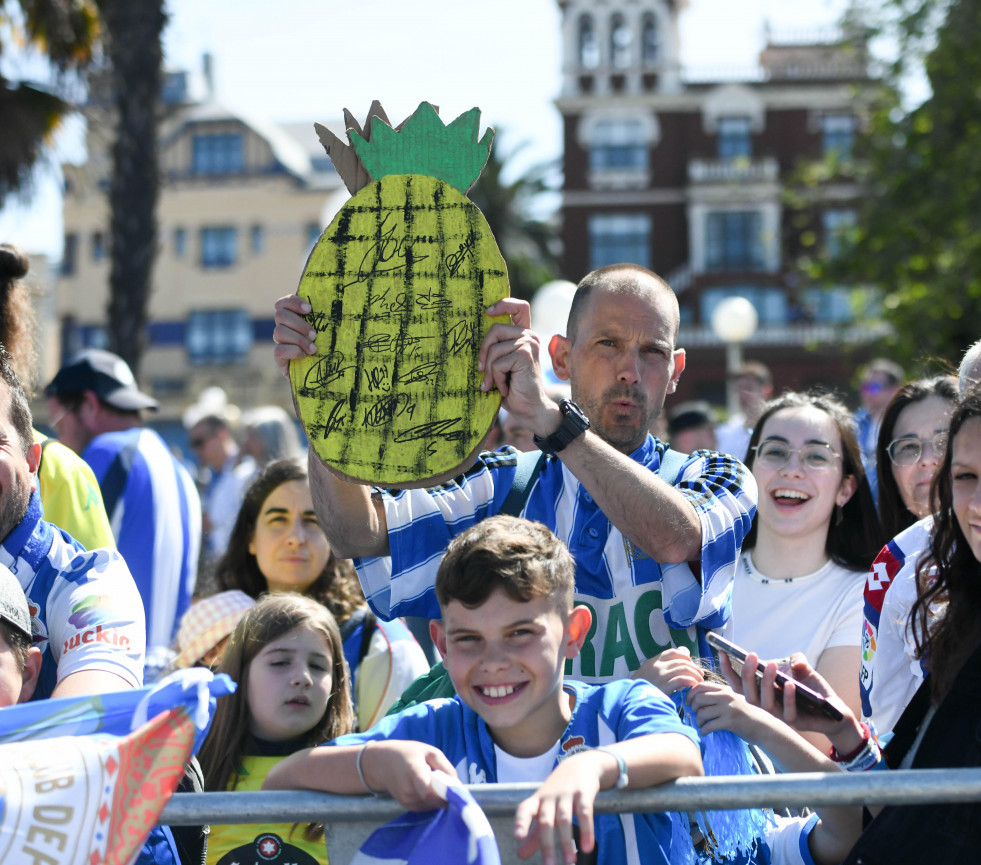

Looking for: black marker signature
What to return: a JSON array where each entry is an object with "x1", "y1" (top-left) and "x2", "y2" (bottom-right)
[
  {"x1": 304, "y1": 352, "x2": 354, "y2": 389},
  {"x1": 309, "y1": 399, "x2": 348, "y2": 440},
  {"x1": 342, "y1": 212, "x2": 430, "y2": 289},
  {"x1": 396, "y1": 362, "x2": 441, "y2": 386},
  {"x1": 366, "y1": 365, "x2": 390, "y2": 393},
  {"x1": 392, "y1": 418, "x2": 465, "y2": 444},
  {"x1": 363, "y1": 394, "x2": 416, "y2": 428},
  {"x1": 363, "y1": 332, "x2": 435, "y2": 359},
  {"x1": 445, "y1": 320, "x2": 478, "y2": 356},
  {"x1": 303, "y1": 310, "x2": 332, "y2": 331},
  {"x1": 444, "y1": 235, "x2": 478, "y2": 277}
]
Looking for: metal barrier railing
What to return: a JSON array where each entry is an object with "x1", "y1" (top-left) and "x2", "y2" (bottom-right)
[{"x1": 161, "y1": 767, "x2": 981, "y2": 825}]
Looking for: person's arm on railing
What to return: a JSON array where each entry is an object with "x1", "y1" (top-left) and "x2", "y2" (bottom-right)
[
  {"x1": 513, "y1": 732, "x2": 703, "y2": 865},
  {"x1": 263, "y1": 739, "x2": 456, "y2": 811}
]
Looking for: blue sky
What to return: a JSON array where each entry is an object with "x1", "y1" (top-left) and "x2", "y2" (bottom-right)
[{"x1": 0, "y1": 0, "x2": 849, "y2": 258}]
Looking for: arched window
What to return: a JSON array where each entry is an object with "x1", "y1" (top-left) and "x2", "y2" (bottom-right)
[
  {"x1": 610, "y1": 13, "x2": 632, "y2": 69},
  {"x1": 642, "y1": 13, "x2": 659, "y2": 66},
  {"x1": 578, "y1": 15, "x2": 600, "y2": 69}
]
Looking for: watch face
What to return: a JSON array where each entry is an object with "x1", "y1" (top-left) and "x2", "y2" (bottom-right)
[{"x1": 561, "y1": 400, "x2": 589, "y2": 430}]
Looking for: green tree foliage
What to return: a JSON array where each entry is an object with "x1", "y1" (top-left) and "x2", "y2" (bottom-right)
[
  {"x1": 816, "y1": 0, "x2": 980, "y2": 372},
  {"x1": 467, "y1": 138, "x2": 561, "y2": 303},
  {"x1": 0, "y1": 0, "x2": 98, "y2": 202}
]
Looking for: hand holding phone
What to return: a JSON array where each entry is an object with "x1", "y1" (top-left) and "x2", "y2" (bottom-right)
[{"x1": 706, "y1": 633, "x2": 844, "y2": 722}]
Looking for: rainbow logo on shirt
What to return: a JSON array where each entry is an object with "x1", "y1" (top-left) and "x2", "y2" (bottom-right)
[{"x1": 67, "y1": 595, "x2": 126, "y2": 629}]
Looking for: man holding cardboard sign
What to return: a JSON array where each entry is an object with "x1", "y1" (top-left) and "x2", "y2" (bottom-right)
[{"x1": 274, "y1": 262, "x2": 756, "y2": 683}]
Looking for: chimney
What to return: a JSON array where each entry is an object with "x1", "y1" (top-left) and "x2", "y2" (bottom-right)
[{"x1": 202, "y1": 52, "x2": 214, "y2": 99}]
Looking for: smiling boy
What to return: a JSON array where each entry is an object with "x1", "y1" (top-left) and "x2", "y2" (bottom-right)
[{"x1": 265, "y1": 516, "x2": 703, "y2": 865}]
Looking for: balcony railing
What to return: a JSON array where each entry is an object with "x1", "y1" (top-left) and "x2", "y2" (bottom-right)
[
  {"x1": 678, "y1": 321, "x2": 888, "y2": 347},
  {"x1": 688, "y1": 157, "x2": 780, "y2": 185}
]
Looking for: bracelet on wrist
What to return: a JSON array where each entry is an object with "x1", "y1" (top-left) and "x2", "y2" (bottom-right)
[
  {"x1": 829, "y1": 721, "x2": 871, "y2": 763},
  {"x1": 839, "y1": 736, "x2": 883, "y2": 772},
  {"x1": 830, "y1": 722, "x2": 883, "y2": 772},
  {"x1": 593, "y1": 746, "x2": 629, "y2": 789},
  {"x1": 356, "y1": 742, "x2": 383, "y2": 797}
]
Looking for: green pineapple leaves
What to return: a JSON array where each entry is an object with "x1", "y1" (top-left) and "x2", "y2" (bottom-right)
[{"x1": 349, "y1": 102, "x2": 494, "y2": 193}]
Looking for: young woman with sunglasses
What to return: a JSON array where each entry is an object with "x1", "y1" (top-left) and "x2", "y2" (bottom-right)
[{"x1": 732, "y1": 392, "x2": 883, "y2": 747}]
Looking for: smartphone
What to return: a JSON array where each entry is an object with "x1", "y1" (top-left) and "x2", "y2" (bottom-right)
[{"x1": 706, "y1": 632, "x2": 844, "y2": 722}]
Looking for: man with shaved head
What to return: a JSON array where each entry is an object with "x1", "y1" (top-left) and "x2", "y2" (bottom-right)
[{"x1": 273, "y1": 264, "x2": 757, "y2": 682}]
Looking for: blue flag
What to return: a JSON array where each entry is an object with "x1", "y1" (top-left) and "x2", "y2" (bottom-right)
[
  {"x1": 351, "y1": 771, "x2": 501, "y2": 865},
  {"x1": 0, "y1": 668, "x2": 234, "y2": 865}
]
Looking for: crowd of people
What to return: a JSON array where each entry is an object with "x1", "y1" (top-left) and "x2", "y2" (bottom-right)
[{"x1": 0, "y1": 241, "x2": 979, "y2": 864}]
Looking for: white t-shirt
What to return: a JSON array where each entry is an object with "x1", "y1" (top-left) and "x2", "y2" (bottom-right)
[
  {"x1": 494, "y1": 742, "x2": 562, "y2": 783},
  {"x1": 715, "y1": 413, "x2": 752, "y2": 462},
  {"x1": 732, "y1": 551, "x2": 865, "y2": 666}
]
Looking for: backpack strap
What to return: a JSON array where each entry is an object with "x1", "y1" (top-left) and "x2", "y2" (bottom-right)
[
  {"x1": 656, "y1": 446, "x2": 689, "y2": 486},
  {"x1": 499, "y1": 446, "x2": 685, "y2": 517},
  {"x1": 499, "y1": 450, "x2": 546, "y2": 517}
]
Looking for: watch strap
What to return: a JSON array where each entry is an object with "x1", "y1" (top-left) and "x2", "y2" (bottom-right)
[{"x1": 533, "y1": 399, "x2": 589, "y2": 455}]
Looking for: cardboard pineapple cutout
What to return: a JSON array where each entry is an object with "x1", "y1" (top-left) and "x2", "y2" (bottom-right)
[{"x1": 292, "y1": 102, "x2": 510, "y2": 487}]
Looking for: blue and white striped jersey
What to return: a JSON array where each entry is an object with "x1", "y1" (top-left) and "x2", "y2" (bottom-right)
[
  {"x1": 356, "y1": 438, "x2": 756, "y2": 682},
  {"x1": 83, "y1": 428, "x2": 201, "y2": 651},
  {"x1": 3, "y1": 492, "x2": 146, "y2": 698}
]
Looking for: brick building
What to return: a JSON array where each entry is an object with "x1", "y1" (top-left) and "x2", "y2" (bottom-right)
[{"x1": 555, "y1": 0, "x2": 879, "y2": 405}]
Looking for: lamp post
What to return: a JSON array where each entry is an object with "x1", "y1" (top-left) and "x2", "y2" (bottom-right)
[{"x1": 711, "y1": 296, "x2": 759, "y2": 417}]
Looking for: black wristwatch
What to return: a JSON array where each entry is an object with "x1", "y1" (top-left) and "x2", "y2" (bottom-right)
[{"x1": 533, "y1": 399, "x2": 590, "y2": 455}]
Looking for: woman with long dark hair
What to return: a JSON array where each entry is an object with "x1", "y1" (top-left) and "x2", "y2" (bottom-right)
[
  {"x1": 211, "y1": 459, "x2": 429, "y2": 729},
  {"x1": 734, "y1": 392, "x2": 981, "y2": 863},
  {"x1": 875, "y1": 375, "x2": 958, "y2": 540},
  {"x1": 732, "y1": 391, "x2": 883, "y2": 747},
  {"x1": 860, "y1": 375, "x2": 958, "y2": 733}
]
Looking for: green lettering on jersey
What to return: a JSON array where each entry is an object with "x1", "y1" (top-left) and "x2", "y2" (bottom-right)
[
  {"x1": 634, "y1": 589, "x2": 696, "y2": 660},
  {"x1": 599, "y1": 601, "x2": 640, "y2": 678}
]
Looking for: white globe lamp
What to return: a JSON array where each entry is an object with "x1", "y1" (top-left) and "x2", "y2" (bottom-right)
[{"x1": 710, "y1": 296, "x2": 759, "y2": 415}]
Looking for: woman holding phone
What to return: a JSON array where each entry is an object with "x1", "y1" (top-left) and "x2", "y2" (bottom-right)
[
  {"x1": 730, "y1": 392, "x2": 883, "y2": 743},
  {"x1": 728, "y1": 391, "x2": 981, "y2": 861}
]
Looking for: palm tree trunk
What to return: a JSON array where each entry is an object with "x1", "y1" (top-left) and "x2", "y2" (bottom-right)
[{"x1": 96, "y1": 0, "x2": 166, "y2": 378}]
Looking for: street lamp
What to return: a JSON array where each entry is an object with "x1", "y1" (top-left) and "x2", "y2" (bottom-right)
[{"x1": 711, "y1": 296, "x2": 759, "y2": 416}]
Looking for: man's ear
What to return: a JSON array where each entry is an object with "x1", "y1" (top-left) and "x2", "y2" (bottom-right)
[
  {"x1": 549, "y1": 334, "x2": 572, "y2": 382},
  {"x1": 18, "y1": 647, "x2": 42, "y2": 703},
  {"x1": 563, "y1": 605, "x2": 592, "y2": 658},
  {"x1": 77, "y1": 390, "x2": 102, "y2": 424},
  {"x1": 430, "y1": 619, "x2": 447, "y2": 660},
  {"x1": 26, "y1": 441, "x2": 41, "y2": 486},
  {"x1": 667, "y1": 349, "x2": 686, "y2": 394}
]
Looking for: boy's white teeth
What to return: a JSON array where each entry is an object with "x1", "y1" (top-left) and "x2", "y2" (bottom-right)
[{"x1": 483, "y1": 684, "x2": 516, "y2": 698}]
